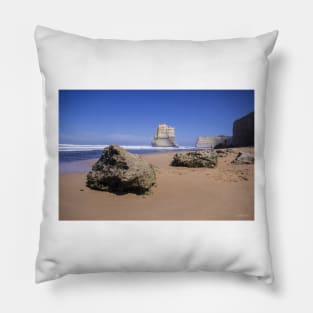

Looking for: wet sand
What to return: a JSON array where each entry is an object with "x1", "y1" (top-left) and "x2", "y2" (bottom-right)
[{"x1": 59, "y1": 148, "x2": 254, "y2": 220}]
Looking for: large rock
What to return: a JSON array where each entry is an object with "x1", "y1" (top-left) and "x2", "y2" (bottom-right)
[
  {"x1": 232, "y1": 112, "x2": 254, "y2": 147},
  {"x1": 231, "y1": 152, "x2": 254, "y2": 164},
  {"x1": 171, "y1": 150, "x2": 217, "y2": 168},
  {"x1": 86, "y1": 145, "x2": 156, "y2": 194}
]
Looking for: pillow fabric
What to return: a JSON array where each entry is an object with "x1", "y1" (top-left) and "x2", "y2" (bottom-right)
[{"x1": 35, "y1": 26, "x2": 277, "y2": 283}]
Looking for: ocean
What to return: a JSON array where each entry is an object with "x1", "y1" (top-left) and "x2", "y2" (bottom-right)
[{"x1": 59, "y1": 144, "x2": 198, "y2": 173}]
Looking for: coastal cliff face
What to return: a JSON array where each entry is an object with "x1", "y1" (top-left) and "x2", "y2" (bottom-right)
[
  {"x1": 196, "y1": 135, "x2": 232, "y2": 148},
  {"x1": 152, "y1": 124, "x2": 178, "y2": 147},
  {"x1": 232, "y1": 112, "x2": 254, "y2": 147}
]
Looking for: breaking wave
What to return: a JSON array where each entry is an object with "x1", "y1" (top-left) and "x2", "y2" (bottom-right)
[
  {"x1": 59, "y1": 144, "x2": 195, "y2": 152},
  {"x1": 59, "y1": 144, "x2": 201, "y2": 171}
]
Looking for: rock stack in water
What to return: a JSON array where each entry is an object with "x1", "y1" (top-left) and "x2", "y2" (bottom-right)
[
  {"x1": 86, "y1": 145, "x2": 156, "y2": 194},
  {"x1": 151, "y1": 124, "x2": 178, "y2": 147},
  {"x1": 171, "y1": 150, "x2": 217, "y2": 168}
]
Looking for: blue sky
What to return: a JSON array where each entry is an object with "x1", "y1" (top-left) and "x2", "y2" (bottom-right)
[{"x1": 59, "y1": 90, "x2": 254, "y2": 145}]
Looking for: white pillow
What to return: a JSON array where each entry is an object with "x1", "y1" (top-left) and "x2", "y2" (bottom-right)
[{"x1": 35, "y1": 25, "x2": 278, "y2": 283}]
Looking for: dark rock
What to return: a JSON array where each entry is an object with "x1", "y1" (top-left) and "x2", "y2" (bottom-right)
[
  {"x1": 215, "y1": 149, "x2": 228, "y2": 157},
  {"x1": 171, "y1": 150, "x2": 217, "y2": 168},
  {"x1": 231, "y1": 152, "x2": 254, "y2": 164},
  {"x1": 86, "y1": 145, "x2": 156, "y2": 194},
  {"x1": 214, "y1": 142, "x2": 227, "y2": 149},
  {"x1": 232, "y1": 112, "x2": 254, "y2": 147}
]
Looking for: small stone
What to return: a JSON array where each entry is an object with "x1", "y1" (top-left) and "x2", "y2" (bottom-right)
[
  {"x1": 215, "y1": 149, "x2": 228, "y2": 157},
  {"x1": 231, "y1": 152, "x2": 254, "y2": 165}
]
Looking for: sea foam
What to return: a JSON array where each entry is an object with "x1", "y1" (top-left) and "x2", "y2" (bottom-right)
[{"x1": 59, "y1": 144, "x2": 195, "y2": 152}]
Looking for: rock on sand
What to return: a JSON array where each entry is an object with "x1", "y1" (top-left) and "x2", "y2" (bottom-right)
[
  {"x1": 86, "y1": 145, "x2": 156, "y2": 194},
  {"x1": 231, "y1": 151, "x2": 254, "y2": 164},
  {"x1": 171, "y1": 150, "x2": 217, "y2": 168}
]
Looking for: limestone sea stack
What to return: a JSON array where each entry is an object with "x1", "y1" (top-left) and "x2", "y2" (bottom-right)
[
  {"x1": 232, "y1": 112, "x2": 254, "y2": 147},
  {"x1": 151, "y1": 124, "x2": 178, "y2": 147},
  {"x1": 195, "y1": 135, "x2": 232, "y2": 149},
  {"x1": 171, "y1": 150, "x2": 217, "y2": 168},
  {"x1": 86, "y1": 145, "x2": 156, "y2": 194}
]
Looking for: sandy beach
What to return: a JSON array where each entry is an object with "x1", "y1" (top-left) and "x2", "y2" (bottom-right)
[{"x1": 59, "y1": 148, "x2": 254, "y2": 220}]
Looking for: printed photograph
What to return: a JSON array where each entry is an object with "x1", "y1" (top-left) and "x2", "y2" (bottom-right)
[{"x1": 59, "y1": 90, "x2": 254, "y2": 220}]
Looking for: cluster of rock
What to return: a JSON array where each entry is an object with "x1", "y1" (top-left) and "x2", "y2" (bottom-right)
[
  {"x1": 150, "y1": 111, "x2": 254, "y2": 150},
  {"x1": 151, "y1": 124, "x2": 178, "y2": 147},
  {"x1": 86, "y1": 145, "x2": 254, "y2": 195},
  {"x1": 171, "y1": 150, "x2": 218, "y2": 168},
  {"x1": 86, "y1": 145, "x2": 156, "y2": 194},
  {"x1": 194, "y1": 111, "x2": 254, "y2": 149},
  {"x1": 171, "y1": 149, "x2": 254, "y2": 167}
]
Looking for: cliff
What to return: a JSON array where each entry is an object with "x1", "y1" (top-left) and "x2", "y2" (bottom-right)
[
  {"x1": 232, "y1": 112, "x2": 254, "y2": 147},
  {"x1": 151, "y1": 124, "x2": 178, "y2": 147},
  {"x1": 196, "y1": 135, "x2": 232, "y2": 148}
]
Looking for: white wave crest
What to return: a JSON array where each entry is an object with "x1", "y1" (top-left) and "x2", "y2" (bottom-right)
[{"x1": 59, "y1": 144, "x2": 195, "y2": 152}]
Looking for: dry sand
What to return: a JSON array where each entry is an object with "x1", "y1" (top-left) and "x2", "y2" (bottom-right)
[{"x1": 59, "y1": 148, "x2": 254, "y2": 220}]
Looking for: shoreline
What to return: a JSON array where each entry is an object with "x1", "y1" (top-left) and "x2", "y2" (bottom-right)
[
  {"x1": 59, "y1": 148, "x2": 254, "y2": 220},
  {"x1": 59, "y1": 148, "x2": 207, "y2": 173}
]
